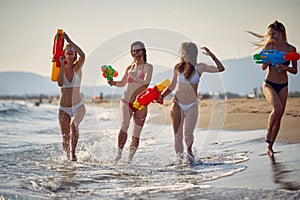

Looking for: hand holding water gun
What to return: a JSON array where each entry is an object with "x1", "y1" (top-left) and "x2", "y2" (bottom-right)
[
  {"x1": 51, "y1": 29, "x2": 64, "y2": 81},
  {"x1": 133, "y1": 79, "x2": 170, "y2": 111},
  {"x1": 253, "y1": 50, "x2": 300, "y2": 68},
  {"x1": 101, "y1": 65, "x2": 118, "y2": 86}
]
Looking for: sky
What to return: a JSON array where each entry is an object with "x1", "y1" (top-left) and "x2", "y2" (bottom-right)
[{"x1": 0, "y1": 0, "x2": 299, "y2": 87}]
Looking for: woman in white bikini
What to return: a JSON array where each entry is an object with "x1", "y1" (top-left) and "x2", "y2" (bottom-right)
[
  {"x1": 158, "y1": 42, "x2": 225, "y2": 164},
  {"x1": 248, "y1": 21, "x2": 297, "y2": 157},
  {"x1": 57, "y1": 32, "x2": 86, "y2": 161},
  {"x1": 108, "y1": 41, "x2": 153, "y2": 163}
]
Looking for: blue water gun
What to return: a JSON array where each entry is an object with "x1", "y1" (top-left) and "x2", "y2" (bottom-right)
[{"x1": 253, "y1": 50, "x2": 300, "y2": 72}]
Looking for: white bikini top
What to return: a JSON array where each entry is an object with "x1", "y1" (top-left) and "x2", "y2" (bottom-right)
[
  {"x1": 61, "y1": 72, "x2": 81, "y2": 88},
  {"x1": 178, "y1": 71, "x2": 200, "y2": 84}
]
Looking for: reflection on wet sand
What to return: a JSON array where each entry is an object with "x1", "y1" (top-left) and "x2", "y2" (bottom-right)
[{"x1": 270, "y1": 155, "x2": 300, "y2": 191}]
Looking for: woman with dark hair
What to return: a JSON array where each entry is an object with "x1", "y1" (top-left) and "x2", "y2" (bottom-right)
[
  {"x1": 248, "y1": 20, "x2": 298, "y2": 157},
  {"x1": 158, "y1": 42, "x2": 225, "y2": 164},
  {"x1": 57, "y1": 32, "x2": 86, "y2": 161},
  {"x1": 108, "y1": 41, "x2": 153, "y2": 163}
]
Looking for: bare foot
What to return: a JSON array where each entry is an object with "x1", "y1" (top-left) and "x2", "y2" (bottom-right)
[
  {"x1": 174, "y1": 153, "x2": 184, "y2": 165},
  {"x1": 126, "y1": 159, "x2": 132, "y2": 164},
  {"x1": 187, "y1": 153, "x2": 195, "y2": 164},
  {"x1": 113, "y1": 157, "x2": 120, "y2": 165},
  {"x1": 65, "y1": 152, "x2": 70, "y2": 160},
  {"x1": 265, "y1": 138, "x2": 271, "y2": 144},
  {"x1": 265, "y1": 130, "x2": 272, "y2": 144},
  {"x1": 267, "y1": 148, "x2": 274, "y2": 158},
  {"x1": 113, "y1": 150, "x2": 122, "y2": 164},
  {"x1": 71, "y1": 154, "x2": 77, "y2": 161},
  {"x1": 128, "y1": 152, "x2": 134, "y2": 164}
]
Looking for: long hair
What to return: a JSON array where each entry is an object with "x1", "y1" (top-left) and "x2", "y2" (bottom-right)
[
  {"x1": 247, "y1": 20, "x2": 287, "y2": 49},
  {"x1": 131, "y1": 41, "x2": 147, "y2": 62},
  {"x1": 175, "y1": 42, "x2": 197, "y2": 79}
]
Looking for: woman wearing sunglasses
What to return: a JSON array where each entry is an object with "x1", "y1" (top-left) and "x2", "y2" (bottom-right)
[
  {"x1": 108, "y1": 41, "x2": 153, "y2": 164},
  {"x1": 57, "y1": 32, "x2": 86, "y2": 161}
]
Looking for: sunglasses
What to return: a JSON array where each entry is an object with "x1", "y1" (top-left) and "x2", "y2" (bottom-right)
[
  {"x1": 131, "y1": 49, "x2": 143, "y2": 53},
  {"x1": 65, "y1": 46, "x2": 75, "y2": 52}
]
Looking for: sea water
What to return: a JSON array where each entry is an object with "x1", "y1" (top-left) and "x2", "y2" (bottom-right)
[{"x1": 0, "y1": 100, "x2": 299, "y2": 199}]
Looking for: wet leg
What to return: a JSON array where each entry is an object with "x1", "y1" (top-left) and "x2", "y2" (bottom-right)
[
  {"x1": 170, "y1": 102, "x2": 184, "y2": 162},
  {"x1": 128, "y1": 107, "x2": 147, "y2": 163},
  {"x1": 115, "y1": 130, "x2": 128, "y2": 162},
  {"x1": 128, "y1": 136, "x2": 140, "y2": 163},
  {"x1": 184, "y1": 103, "x2": 198, "y2": 163},
  {"x1": 70, "y1": 105, "x2": 86, "y2": 161},
  {"x1": 115, "y1": 100, "x2": 132, "y2": 162},
  {"x1": 268, "y1": 87, "x2": 288, "y2": 156},
  {"x1": 58, "y1": 110, "x2": 71, "y2": 159},
  {"x1": 263, "y1": 84, "x2": 287, "y2": 156}
]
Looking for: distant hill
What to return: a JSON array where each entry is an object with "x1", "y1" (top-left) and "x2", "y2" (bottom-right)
[
  {"x1": 0, "y1": 72, "x2": 116, "y2": 98},
  {"x1": 0, "y1": 72, "x2": 58, "y2": 96},
  {"x1": 0, "y1": 56, "x2": 299, "y2": 97},
  {"x1": 219, "y1": 56, "x2": 300, "y2": 95}
]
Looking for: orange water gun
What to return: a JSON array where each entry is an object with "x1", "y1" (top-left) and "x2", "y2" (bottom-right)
[
  {"x1": 133, "y1": 79, "x2": 170, "y2": 110},
  {"x1": 51, "y1": 29, "x2": 64, "y2": 82}
]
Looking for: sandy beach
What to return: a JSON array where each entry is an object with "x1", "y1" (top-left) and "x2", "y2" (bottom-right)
[{"x1": 93, "y1": 97, "x2": 300, "y2": 144}]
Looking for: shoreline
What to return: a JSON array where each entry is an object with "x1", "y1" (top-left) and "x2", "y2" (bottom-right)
[{"x1": 91, "y1": 97, "x2": 300, "y2": 144}]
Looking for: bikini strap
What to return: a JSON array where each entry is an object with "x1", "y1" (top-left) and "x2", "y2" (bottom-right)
[{"x1": 141, "y1": 63, "x2": 145, "y2": 75}]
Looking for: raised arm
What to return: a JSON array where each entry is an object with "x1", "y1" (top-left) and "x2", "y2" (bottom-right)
[
  {"x1": 64, "y1": 33, "x2": 85, "y2": 72},
  {"x1": 57, "y1": 56, "x2": 65, "y2": 87},
  {"x1": 199, "y1": 47, "x2": 225, "y2": 73}
]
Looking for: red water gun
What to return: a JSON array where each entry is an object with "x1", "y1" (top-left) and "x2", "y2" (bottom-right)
[
  {"x1": 51, "y1": 29, "x2": 64, "y2": 81},
  {"x1": 133, "y1": 79, "x2": 170, "y2": 110}
]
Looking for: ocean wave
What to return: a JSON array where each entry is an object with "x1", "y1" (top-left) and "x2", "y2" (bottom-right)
[{"x1": 0, "y1": 100, "x2": 32, "y2": 116}]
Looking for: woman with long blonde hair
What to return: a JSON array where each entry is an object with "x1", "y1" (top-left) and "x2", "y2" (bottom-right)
[{"x1": 248, "y1": 20, "x2": 298, "y2": 157}]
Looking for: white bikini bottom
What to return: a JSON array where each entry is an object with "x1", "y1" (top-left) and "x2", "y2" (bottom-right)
[
  {"x1": 59, "y1": 101, "x2": 84, "y2": 117},
  {"x1": 173, "y1": 99, "x2": 198, "y2": 113}
]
